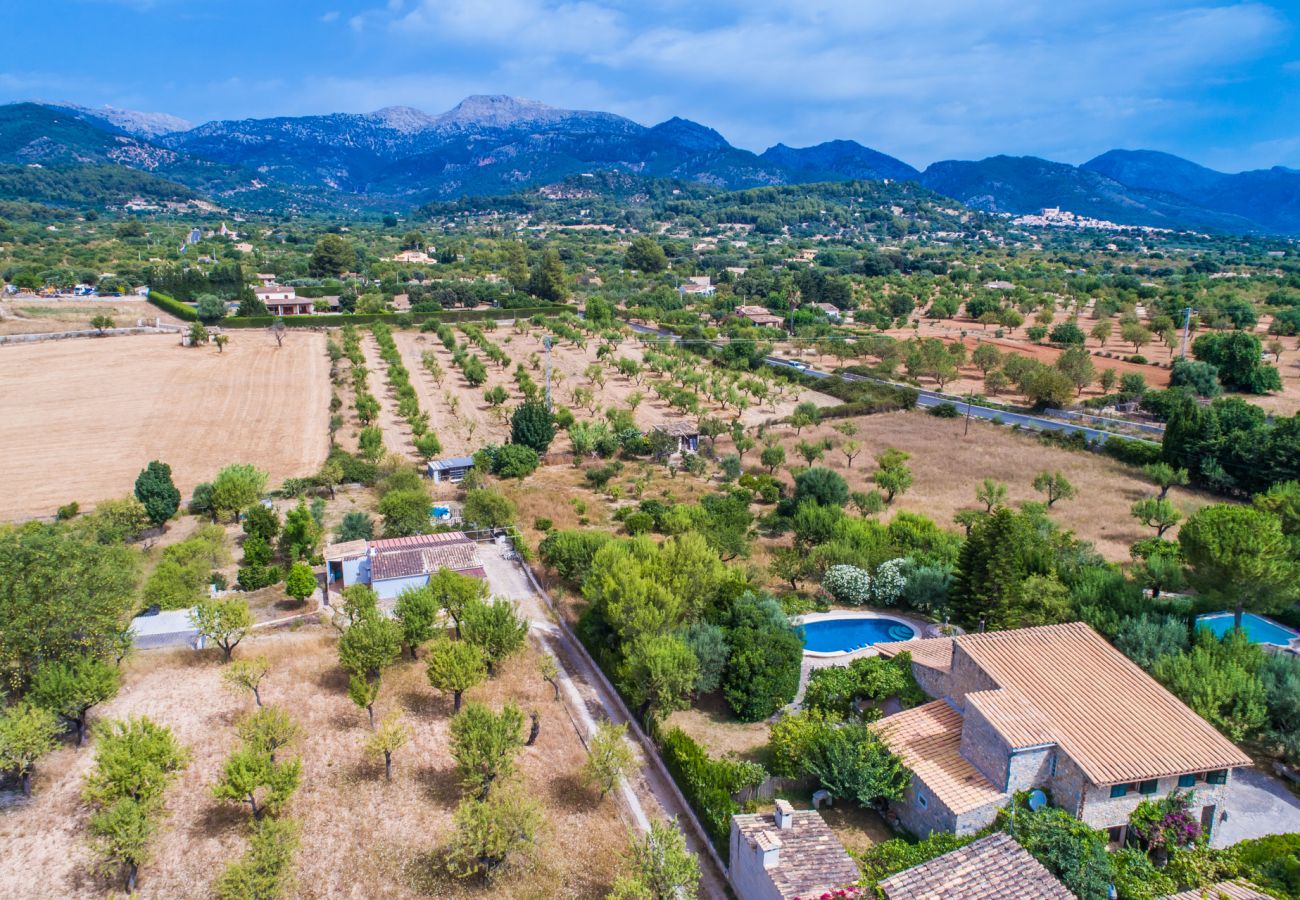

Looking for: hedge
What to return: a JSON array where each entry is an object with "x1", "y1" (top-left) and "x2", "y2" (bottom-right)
[
  {"x1": 146, "y1": 290, "x2": 197, "y2": 321},
  {"x1": 220, "y1": 305, "x2": 569, "y2": 330},
  {"x1": 658, "y1": 726, "x2": 766, "y2": 859},
  {"x1": 1100, "y1": 436, "x2": 1163, "y2": 467}
]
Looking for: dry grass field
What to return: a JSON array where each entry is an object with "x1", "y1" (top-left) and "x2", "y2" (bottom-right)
[
  {"x1": 0, "y1": 298, "x2": 187, "y2": 336},
  {"x1": 0, "y1": 627, "x2": 626, "y2": 899},
  {"x1": 393, "y1": 325, "x2": 838, "y2": 460},
  {"x1": 0, "y1": 332, "x2": 330, "y2": 521}
]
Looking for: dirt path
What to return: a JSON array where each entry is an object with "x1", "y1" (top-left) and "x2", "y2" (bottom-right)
[{"x1": 479, "y1": 544, "x2": 731, "y2": 899}]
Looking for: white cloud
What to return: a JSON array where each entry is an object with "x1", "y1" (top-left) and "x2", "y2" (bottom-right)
[{"x1": 320, "y1": 11, "x2": 340, "y2": 24}]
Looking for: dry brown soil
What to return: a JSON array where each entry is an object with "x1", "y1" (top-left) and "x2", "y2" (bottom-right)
[
  {"x1": 0, "y1": 332, "x2": 330, "y2": 521},
  {"x1": 0, "y1": 627, "x2": 625, "y2": 899}
]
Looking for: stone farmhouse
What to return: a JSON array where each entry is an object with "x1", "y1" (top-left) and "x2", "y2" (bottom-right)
[
  {"x1": 877, "y1": 831, "x2": 1072, "y2": 899},
  {"x1": 871, "y1": 622, "x2": 1251, "y2": 847},
  {"x1": 253, "y1": 283, "x2": 314, "y2": 316}
]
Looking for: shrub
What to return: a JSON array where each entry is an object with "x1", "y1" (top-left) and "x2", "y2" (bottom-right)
[
  {"x1": 658, "y1": 727, "x2": 765, "y2": 855},
  {"x1": 144, "y1": 290, "x2": 197, "y2": 321},
  {"x1": 928, "y1": 401, "x2": 960, "y2": 418},
  {"x1": 822, "y1": 564, "x2": 872, "y2": 605}
]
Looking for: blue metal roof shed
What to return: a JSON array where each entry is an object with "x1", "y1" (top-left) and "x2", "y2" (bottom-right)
[{"x1": 427, "y1": 456, "x2": 476, "y2": 483}]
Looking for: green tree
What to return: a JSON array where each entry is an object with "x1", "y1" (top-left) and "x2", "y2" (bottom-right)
[
  {"x1": 0, "y1": 522, "x2": 138, "y2": 691},
  {"x1": 760, "y1": 443, "x2": 786, "y2": 474},
  {"x1": 214, "y1": 817, "x2": 300, "y2": 900},
  {"x1": 804, "y1": 721, "x2": 909, "y2": 807},
  {"x1": 1155, "y1": 629, "x2": 1268, "y2": 742},
  {"x1": 618, "y1": 634, "x2": 699, "y2": 723},
  {"x1": 336, "y1": 511, "x2": 374, "y2": 542},
  {"x1": 449, "y1": 702, "x2": 526, "y2": 799},
  {"x1": 222, "y1": 657, "x2": 270, "y2": 708},
  {"x1": 309, "y1": 234, "x2": 353, "y2": 277},
  {"x1": 283, "y1": 562, "x2": 316, "y2": 605},
  {"x1": 379, "y1": 488, "x2": 431, "y2": 537},
  {"x1": 616, "y1": 819, "x2": 701, "y2": 900},
  {"x1": 972, "y1": 342, "x2": 1002, "y2": 374},
  {"x1": 190, "y1": 598, "x2": 253, "y2": 662},
  {"x1": 793, "y1": 466, "x2": 849, "y2": 507},
  {"x1": 29, "y1": 655, "x2": 121, "y2": 746},
  {"x1": 365, "y1": 711, "x2": 410, "y2": 783},
  {"x1": 133, "y1": 461, "x2": 180, "y2": 527},
  {"x1": 1056, "y1": 345, "x2": 1096, "y2": 395},
  {"x1": 1032, "y1": 471, "x2": 1075, "y2": 507},
  {"x1": 237, "y1": 706, "x2": 300, "y2": 763},
  {"x1": 873, "y1": 449, "x2": 913, "y2": 504},
  {"x1": 88, "y1": 797, "x2": 156, "y2": 894},
  {"x1": 625, "y1": 236, "x2": 669, "y2": 273},
  {"x1": 82, "y1": 716, "x2": 189, "y2": 809},
  {"x1": 279, "y1": 501, "x2": 323, "y2": 561},
  {"x1": 425, "y1": 634, "x2": 487, "y2": 711},
  {"x1": 1007, "y1": 805, "x2": 1115, "y2": 900},
  {"x1": 1131, "y1": 498, "x2": 1181, "y2": 538},
  {"x1": 975, "y1": 478, "x2": 1008, "y2": 512},
  {"x1": 0, "y1": 702, "x2": 60, "y2": 796},
  {"x1": 443, "y1": 785, "x2": 542, "y2": 880},
  {"x1": 951, "y1": 508, "x2": 1047, "y2": 630},
  {"x1": 338, "y1": 615, "x2": 401, "y2": 728},
  {"x1": 392, "y1": 586, "x2": 439, "y2": 659},
  {"x1": 462, "y1": 488, "x2": 516, "y2": 529},
  {"x1": 1121, "y1": 322, "x2": 1154, "y2": 354},
  {"x1": 211, "y1": 464, "x2": 269, "y2": 522},
  {"x1": 461, "y1": 598, "x2": 528, "y2": 675},
  {"x1": 212, "y1": 746, "x2": 301, "y2": 820},
  {"x1": 527, "y1": 246, "x2": 568, "y2": 302},
  {"x1": 722, "y1": 595, "x2": 803, "y2": 722},
  {"x1": 428, "y1": 567, "x2": 490, "y2": 637},
  {"x1": 195, "y1": 293, "x2": 227, "y2": 324},
  {"x1": 510, "y1": 399, "x2": 556, "y2": 452},
  {"x1": 790, "y1": 401, "x2": 821, "y2": 434},
  {"x1": 1179, "y1": 504, "x2": 1295, "y2": 630},
  {"x1": 582, "y1": 721, "x2": 637, "y2": 800},
  {"x1": 1143, "y1": 462, "x2": 1190, "y2": 500}
]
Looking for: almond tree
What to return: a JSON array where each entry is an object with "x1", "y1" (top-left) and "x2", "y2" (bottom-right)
[
  {"x1": 425, "y1": 634, "x2": 486, "y2": 712},
  {"x1": 364, "y1": 712, "x2": 410, "y2": 782}
]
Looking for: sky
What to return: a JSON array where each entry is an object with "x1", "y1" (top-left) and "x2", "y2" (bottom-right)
[{"x1": 4, "y1": 0, "x2": 1300, "y2": 172}]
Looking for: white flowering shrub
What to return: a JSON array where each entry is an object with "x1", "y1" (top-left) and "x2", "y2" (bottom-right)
[
  {"x1": 822, "y1": 565, "x2": 872, "y2": 605},
  {"x1": 871, "y1": 558, "x2": 908, "y2": 606}
]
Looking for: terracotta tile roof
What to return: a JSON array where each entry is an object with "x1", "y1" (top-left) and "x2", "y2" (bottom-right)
[
  {"x1": 368, "y1": 532, "x2": 470, "y2": 551},
  {"x1": 877, "y1": 636, "x2": 954, "y2": 672},
  {"x1": 877, "y1": 832, "x2": 1073, "y2": 900},
  {"x1": 732, "y1": 808, "x2": 859, "y2": 899},
  {"x1": 322, "y1": 539, "x2": 368, "y2": 561},
  {"x1": 1163, "y1": 882, "x2": 1276, "y2": 900},
  {"x1": 872, "y1": 701, "x2": 1004, "y2": 814},
  {"x1": 965, "y1": 688, "x2": 1055, "y2": 749},
  {"x1": 881, "y1": 623, "x2": 1251, "y2": 785},
  {"x1": 371, "y1": 541, "x2": 480, "y2": 581}
]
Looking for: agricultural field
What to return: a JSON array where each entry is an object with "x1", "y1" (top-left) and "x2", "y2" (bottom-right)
[
  {"x1": 0, "y1": 627, "x2": 626, "y2": 899},
  {"x1": 0, "y1": 298, "x2": 186, "y2": 336},
  {"x1": 0, "y1": 332, "x2": 330, "y2": 521}
]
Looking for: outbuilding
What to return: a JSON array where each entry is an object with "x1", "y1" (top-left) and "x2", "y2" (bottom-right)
[{"x1": 427, "y1": 455, "x2": 476, "y2": 484}]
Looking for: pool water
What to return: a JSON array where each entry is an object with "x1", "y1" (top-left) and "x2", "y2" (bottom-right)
[
  {"x1": 801, "y1": 617, "x2": 916, "y2": 653},
  {"x1": 1195, "y1": 612, "x2": 1299, "y2": 647}
]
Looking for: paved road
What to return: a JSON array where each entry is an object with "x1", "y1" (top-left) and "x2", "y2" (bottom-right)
[{"x1": 478, "y1": 544, "x2": 732, "y2": 899}]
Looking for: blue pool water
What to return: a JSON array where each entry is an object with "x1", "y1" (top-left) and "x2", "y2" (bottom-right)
[
  {"x1": 801, "y1": 617, "x2": 916, "y2": 653},
  {"x1": 1196, "y1": 612, "x2": 1298, "y2": 647}
]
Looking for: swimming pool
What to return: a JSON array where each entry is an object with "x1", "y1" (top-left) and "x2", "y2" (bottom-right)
[
  {"x1": 800, "y1": 616, "x2": 916, "y2": 654},
  {"x1": 1195, "y1": 612, "x2": 1299, "y2": 648}
]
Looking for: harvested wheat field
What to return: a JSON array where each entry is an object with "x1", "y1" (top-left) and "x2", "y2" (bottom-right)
[
  {"x1": 0, "y1": 332, "x2": 330, "y2": 520},
  {"x1": 0, "y1": 627, "x2": 626, "y2": 899}
]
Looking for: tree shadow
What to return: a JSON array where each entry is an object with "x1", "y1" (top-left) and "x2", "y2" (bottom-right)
[
  {"x1": 547, "y1": 770, "x2": 597, "y2": 813},
  {"x1": 315, "y1": 666, "x2": 348, "y2": 693},
  {"x1": 192, "y1": 800, "x2": 250, "y2": 837},
  {"x1": 399, "y1": 687, "x2": 443, "y2": 719},
  {"x1": 415, "y1": 763, "x2": 462, "y2": 808}
]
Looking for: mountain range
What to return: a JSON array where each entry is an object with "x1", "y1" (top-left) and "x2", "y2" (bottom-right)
[{"x1": 2, "y1": 95, "x2": 1299, "y2": 234}]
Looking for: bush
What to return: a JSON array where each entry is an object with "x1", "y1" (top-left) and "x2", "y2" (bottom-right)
[
  {"x1": 822, "y1": 564, "x2": 872, "y2": 605},
  {"x1": 928, "y1": 401, "x2": 960, "y2": 418},
  {"x1": 1170, "y1": 358, "x2": 1222, "y2": 398},
  {"x1": 491, "y1": 444, "x2": 540, "y2": 479},
  {"x1": 1101, "y1": 436, "x2": 1163, "y2": 467},
  {"x1": 858, "y1": 832, "x2": 975, "y2": 885},
  {"x1": 658, "y1": 727, "x2": 765, "y2": 855}
]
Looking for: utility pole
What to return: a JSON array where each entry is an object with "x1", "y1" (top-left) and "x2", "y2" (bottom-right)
[
  {"x1": 1180, "y1": 307, "x2": 1194, "y2": 358},
  {"x1": 964, "y1": 391, "x2": 973, "y2": 436}
]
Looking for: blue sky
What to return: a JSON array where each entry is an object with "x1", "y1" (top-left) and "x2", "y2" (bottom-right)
[{"x1": 5, "y1": 0, "x2": 1300, "y2": 171}]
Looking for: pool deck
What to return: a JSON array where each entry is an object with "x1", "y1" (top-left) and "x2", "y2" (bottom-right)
[{"x1": 790, "y1": 609, "x2": 935, "y2": 704}]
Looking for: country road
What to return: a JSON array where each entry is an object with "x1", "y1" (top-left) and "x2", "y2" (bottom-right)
[{"x1": 478, "y1": 542, "x2": 733, "y2": 900}]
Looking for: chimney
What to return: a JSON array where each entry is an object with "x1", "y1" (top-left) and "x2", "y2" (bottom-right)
[
  {"x1": 774, "y1": 799, "x2": 794, "y2": 831},
  {"x1": 755, "y1": 829, "x2": 782, "y2": 869}
]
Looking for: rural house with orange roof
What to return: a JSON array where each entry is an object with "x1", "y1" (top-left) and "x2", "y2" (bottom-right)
[{"x1": 871, "y1": 622, "x2": 1251, "y2": 847}]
